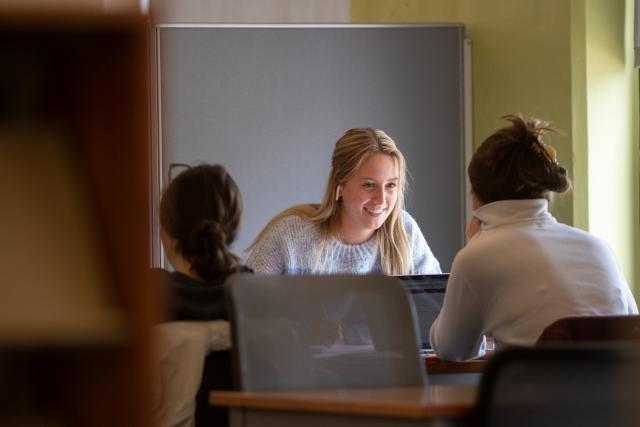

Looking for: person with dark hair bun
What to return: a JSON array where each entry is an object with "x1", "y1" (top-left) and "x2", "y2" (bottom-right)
[
  {"x1": 153, "y1": 164, "x2": 250, "y2": 427},
  {"x1": 429, "y1": 115, "x2": 637, "y2": 361},
  {"x1": 157, "y1": 163, "x2": 249, "y2": 314}
]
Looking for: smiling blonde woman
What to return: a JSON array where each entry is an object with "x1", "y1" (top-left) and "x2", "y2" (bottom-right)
[{"x1": 246, "y1": 128, "x2": 441, "y2": 275}]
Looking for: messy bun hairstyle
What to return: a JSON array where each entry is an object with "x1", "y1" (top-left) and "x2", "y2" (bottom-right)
[
  {"x1": 468, "y1": 115, "x2": 571, "y2": 204},
  {"x1": 160, "y1": 164, "x2": 243, "y2": 282}
]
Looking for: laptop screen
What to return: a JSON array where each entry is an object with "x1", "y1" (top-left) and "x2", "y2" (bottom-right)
[{"x1": 395, "y1": 274, "x2": 449, "y2": 350}]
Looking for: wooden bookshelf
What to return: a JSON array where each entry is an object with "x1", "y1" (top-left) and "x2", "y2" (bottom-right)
[{"x1": 0, "y1": 12, "x2": 157, "y2": 427}]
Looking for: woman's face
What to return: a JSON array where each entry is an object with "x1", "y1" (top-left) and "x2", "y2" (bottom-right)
[{"x1": 336, "y1": 153, "x2": 399, "y2": 244}]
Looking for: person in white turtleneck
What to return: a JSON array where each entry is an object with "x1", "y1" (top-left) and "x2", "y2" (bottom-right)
[{"x1": 429, "y1": 115, "x2": 638, "y2": 362}]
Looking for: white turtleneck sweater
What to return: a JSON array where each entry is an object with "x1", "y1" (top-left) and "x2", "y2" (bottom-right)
[
  {"x1": 246, "y1": 210, "x2": 441, "y2": 275},
  {"x1": 430, "y1": 199, "x2": 638, "y2": 361}
]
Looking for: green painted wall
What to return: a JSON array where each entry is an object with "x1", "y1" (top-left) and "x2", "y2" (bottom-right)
[
  {"x1": 352, "y1": 0, "x2": 638, "y2": 292},
  {"x1": 351, "y1": 0, "x2": 574, "y2": 224},
  {"x1": 571, "y1": 0, "x2": 589, "y2": 230}
]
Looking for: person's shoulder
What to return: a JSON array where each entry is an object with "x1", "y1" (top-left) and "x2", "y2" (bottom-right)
[
  {"x1": 557, "y1": 222, "x2": 597, "y2": 239},
  {"x1": 451, "y1": 231, "x2": 493, "y2": 268},
  {"x1": 401, "y1": 209, "x2": 419, "y2": 227},
  {"x1": 401, "y1": 209, "x2": 415, "y2": 221},
  {"x1": 400, "y1": 210, "x2": 424, "y2": 237},
  {"x1": 555, "y1": 222, "x2": 614, "y2": 252},
  {"x1": 261, "y1": 214, "x2": 310, "y2": 236},
  {"x1": 281, "y1": 214, "x2": 321, "y2": 233},
  {"x1": 279, "y1": 213, "x2": 314, "y2": 227},
  {"x1": 258, "y1": 213, "x2": 320, "y2": 246}
]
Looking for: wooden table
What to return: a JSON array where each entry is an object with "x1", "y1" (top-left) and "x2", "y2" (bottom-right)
[
  {"x1": 425, "y1": 357, "x2": 489, "y2": 375},
  {"x1": 211, "y1": 385, "x2": 478, "y2": 427},
  {"x1": 424, "y1": 351, "x2": 493, "y2": 384}
]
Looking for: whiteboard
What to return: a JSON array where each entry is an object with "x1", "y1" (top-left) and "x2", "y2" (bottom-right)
[{"x1": 155, "y1": 24, "x2": 467, "y2": 271}]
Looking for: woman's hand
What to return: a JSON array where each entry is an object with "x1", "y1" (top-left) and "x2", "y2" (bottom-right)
[{"x1": 465, "y1": 216, "x2": 482, "y2": 241}]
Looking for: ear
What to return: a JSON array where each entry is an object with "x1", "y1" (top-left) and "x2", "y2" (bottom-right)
[
  {"x1": 160, "y1": 227, "x2": 182, "y2": 264},
  {"x1": 159, "y1": 227, "x2": 170, "y2": 251},
  {"x1": 470, "y1": 192, "x2": 484, "y2": 210}
]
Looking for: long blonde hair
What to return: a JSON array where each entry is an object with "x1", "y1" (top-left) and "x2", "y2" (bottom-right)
[{"x1": 249, "y1": 128, "x2": 412, "y2": 275}]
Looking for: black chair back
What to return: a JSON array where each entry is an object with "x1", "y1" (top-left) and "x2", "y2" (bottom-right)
[{"x1": 477, "y1": 345, "x2": 640, "y2": 427}]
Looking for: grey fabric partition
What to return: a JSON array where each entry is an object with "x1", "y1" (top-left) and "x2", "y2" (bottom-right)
[{"x1": 157, "y1": 24, "x2": 466, "y2": 271}]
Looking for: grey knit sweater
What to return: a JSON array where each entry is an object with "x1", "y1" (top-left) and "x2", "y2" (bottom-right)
[{"x1": 246, "y1": 210, "x2": 441, "y2": 275}]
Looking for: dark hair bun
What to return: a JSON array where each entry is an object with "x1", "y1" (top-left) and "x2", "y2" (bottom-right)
[
  {"x1": 544, "y1": 163, "x2": 571, "y2": 193},
  {"x1": 468, "y1": 115, "x2": 572, "y2": 203},
  {"x1": 194, "y1": 220, "x2": 226, "y2": 248}
]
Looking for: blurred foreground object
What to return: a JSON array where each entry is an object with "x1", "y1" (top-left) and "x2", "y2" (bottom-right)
[{"x1": 0, "y1": 12, "x2": 155, "y2": 427}]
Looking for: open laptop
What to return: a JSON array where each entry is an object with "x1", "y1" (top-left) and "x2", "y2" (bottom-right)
[{"x1": 395, "y1": 274, "x2": 449, "y2": 355}]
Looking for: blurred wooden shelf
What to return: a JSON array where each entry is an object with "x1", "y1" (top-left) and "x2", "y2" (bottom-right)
[
  {"x1": 0, "y1": 12, "x2": 157, "y2": 427},
  {"x1": 0, "y1": 310, "x2": 129, "y2": 347}
]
